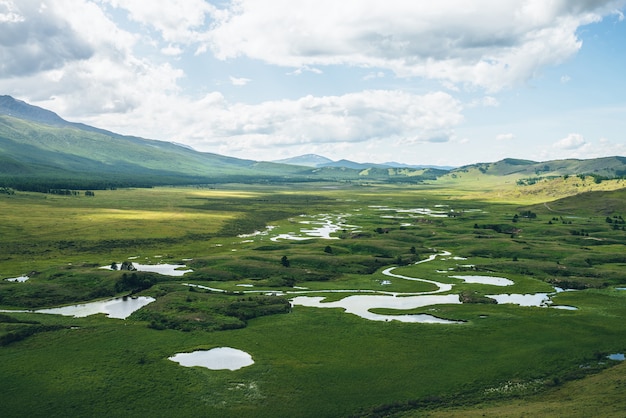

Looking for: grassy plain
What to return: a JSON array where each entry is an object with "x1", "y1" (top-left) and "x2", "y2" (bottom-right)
[{"x1": 1, "y1": 178, "x2": 626, "y2": 417}]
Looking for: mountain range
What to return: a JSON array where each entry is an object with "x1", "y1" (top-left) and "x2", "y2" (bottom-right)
[
  {"x1": 1, "y1": 95, "x2": 625, "y2": 190},
  {"x1": 272, "y1": 154, "x2": 455, "y2": 170}
]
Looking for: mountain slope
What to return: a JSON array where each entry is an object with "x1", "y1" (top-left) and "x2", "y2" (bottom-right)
[
  {"x1": 0, "y1": 96, "x2": 456, "y2": 188},
  {"x1": 0, "y1": 97, "x2": 321, "y2": 189},
  {"x1": 454, "y1": 157, "x2": 626, "y2": 178},
  {"x1": 0, "y1": 114, "x2": 263, "y2": 186}
]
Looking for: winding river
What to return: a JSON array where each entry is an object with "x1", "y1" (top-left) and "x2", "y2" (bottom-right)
[{"x1": 205, "y1": 248, "x2": 572, "y2": 324}]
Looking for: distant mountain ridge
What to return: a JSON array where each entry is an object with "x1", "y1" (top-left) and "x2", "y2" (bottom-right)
[
  {"x1": 274, "y1": 153, "x2": 456, "y2": 170},
  {"x1": 273, "y1": 154, "x2": 334, "y2": 167}
]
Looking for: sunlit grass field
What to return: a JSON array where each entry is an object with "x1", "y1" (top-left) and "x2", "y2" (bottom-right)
[{"x1": 1, "y1": 180, "x2": 625, "y2": 417}]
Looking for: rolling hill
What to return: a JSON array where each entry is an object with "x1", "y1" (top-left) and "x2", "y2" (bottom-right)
[{"x1": 453, "y1": 157, "x2": 626, "y2": 179}]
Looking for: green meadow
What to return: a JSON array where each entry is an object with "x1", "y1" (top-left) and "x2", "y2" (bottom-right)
[{"x1": 1, "y1": 180, "x2": 626, "y2": 417}]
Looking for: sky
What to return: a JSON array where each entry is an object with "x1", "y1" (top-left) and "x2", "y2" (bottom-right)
[{"x1": 1, "y1": 0, "x2": 625, "y2": 166}]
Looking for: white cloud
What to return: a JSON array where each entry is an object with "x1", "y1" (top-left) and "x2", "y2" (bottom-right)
[
  {"x1": 229, "y1": 76, "x2": 251, "y2": 86},
  {"x1": 100, "y1": 0, "x2": 215, "y2": 45},
  {"x1": 161, "y1": 44, "x2": 183, "y2": 56},
  {"x1": 363, "y1": 71, "x2": 385, "y2": 81},
  {"x1": 205, "y1": 0, "x2": 624, "y2": 91},
  {"x1": 1, "y1": 0, "x2": 624, "y2": 165},
  {"x1": 197, "y1": 90, "x2": 463, "y2": 149},
  {"x1": 0, "y1": 0, "x2": 463, "y2": 158},
  {"x1": 0, "y1": 0, "x2": 23, "y2": 23},
  {"x1": 0, "y1": 0, "x2": 94, "y2": 77},
  {"x1": 561, "y1": 75, "x2": 572, "y2": 83},
  {"x1": 554, "y1": 133, "x2": 586, "y2": 149},
  {"x1": 287, "y1": 66, "x2": 323, "y2": 76},
  {"x1": 468, "y1": 96, "x2": 500, "y2": 108},
  {"x1": 64, "y1": 89, "x2": 462, "y2": 159},
  {"x1": 594, "y1": 138, "x2": 626, "y2": 157},
  {"x1": 0, "y1": 0, "x2": 185, "y2": 119},
  {"x1": 538, "y1": 135, "x2": 626, "y2": 161},
  {"x1": 496, "y1": 133, "x2": 515, "y2": 141}
]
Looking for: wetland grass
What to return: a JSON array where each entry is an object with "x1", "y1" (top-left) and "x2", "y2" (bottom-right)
[{"x1": 1, "y1": 183, "x2": 625, "y2": 417}]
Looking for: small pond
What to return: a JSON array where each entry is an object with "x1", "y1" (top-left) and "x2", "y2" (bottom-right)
[
  {"x1": 36, "y1": 296, "x2": 155, "y2": 319},
  {"x1": 485, "y1": 293, "x2": 577, "y2": 310},
  {"x1": 449, "y1": 275, "x2": 514, "y2": 286},
  {"x1": 551, "y1": 305, "x2": 578, "y2": 311},
  {"x1": 486, "y1": 293, "x2": 551, "y2": 307},
  {"x1": 607, "y1": 353, "x2": 625, "y2": 361},
  {"x1": 169, "y1": 347, "x2": 254, "y2": 370},
  {"x1": 102, "y1": 262, "x2": 192, "y2": 276},
  {"x1": 5, "y1": 275, "x2": 29, "y2": 282}
]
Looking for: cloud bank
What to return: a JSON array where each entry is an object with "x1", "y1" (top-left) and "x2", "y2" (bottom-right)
[
  {"x1": 205, "y1": 0, "x2": 622, "y2": 90},
  {"x1": 0, "y1": 0, "x2": 624, "y2": 163}
]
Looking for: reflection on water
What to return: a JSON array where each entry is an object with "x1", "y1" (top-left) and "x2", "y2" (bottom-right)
[
  {"x1": 486, "y1": 293, "x2": 551, "y2": 307},
  {"x1": 5, "y1": 275, "x2": 29, "y2": 282},
  {"x1": 551, "y1": 305, "x2": 578, "y2": 310},
  {"x1": 169, "y1": 347, "x2": 254, "y2": 370},
  {"x1": 181, "y1": 248, "x2": 580, "y2": 323},
  {"x1": 291, "y1": 294, "x2": 462, "y2": 324},
  {"x1": 486, "y1": 293, "x2": 579, "y2": 310},
  {"x1": 371, "y1": 205, "x2": 450, "y2": 218},
  {"x1": 101, "y1": 262, "x2": 192, "y2": 276},
  {"x1": 289, "y1": 249, "x2": 580, "y2": 322},
  {"x1": 36, "y1": 296, "x2": 155, "y2": 319},
  {"x1": 449, "y1": 275, "x2": 513, "y2": 286},
  {"x1": 271, "y1": 214, "x2": 359, "y2": 241}
]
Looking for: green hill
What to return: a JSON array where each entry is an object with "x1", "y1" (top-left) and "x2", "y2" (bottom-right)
[
  {"x1": 0, "y1": 114, "x2": 277, "y2": 189},
  {"x1": 455, "y1": 157, "x2": 626, "y2": 178},
  {"x1": 0, "y1": 96, "x2": 327, "y2": 189},
  {"x1": 528, "y1": 187, "x2": 626, "y2": 216}
]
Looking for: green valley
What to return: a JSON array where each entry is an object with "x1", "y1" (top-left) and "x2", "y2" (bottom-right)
[
  {"x1": 1, "y1": 180, "x2": 625, "y2": 417},
  {"x1": 1, "y1": 96, "x2": 626, "y2": 417}
]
